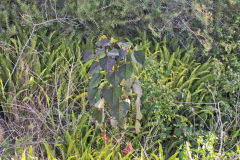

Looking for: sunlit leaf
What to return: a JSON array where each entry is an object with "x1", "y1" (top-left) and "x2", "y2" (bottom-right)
[
  {"x1": 135, "y1": 120, "x2": 141, "y2": 133},
  {"x1": 108, "y1": 49, "x2": 119, "y2": 57},
  {"x1": 125, "y1": 78, "x2": 135, "y2": 90},
  {"x1": 118, "y1": 42, "x2": 133, "y2": 49},
  {"x1": 99, "y1": 56, "x2": 116, "y2": 72},
  {"x1": 131, "y1": 51, "x2": 145, "y2": 65},
  {"x1": 94, "y1": 98, "x2": 104, "y2": 109},
  {"x1": 135, "y1": 97, "x2": 142, "y2": 120},
  {"x1": 110, "y1": 117, "x2": 118, "y2": 127},
  {"x1": 133, "y1": 79, "x2": 142, "y2": 97}
]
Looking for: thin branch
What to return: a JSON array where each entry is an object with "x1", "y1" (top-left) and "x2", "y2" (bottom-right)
[
  {"x1": 4, "y1": 25, "x2": 36, "y2": 89},
  {"x1": 186, "y1": 142, "x2": 193, "y2": 160}
]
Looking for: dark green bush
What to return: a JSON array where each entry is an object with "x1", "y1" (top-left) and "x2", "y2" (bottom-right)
[{"x1": 1, "y1": 0, "x2": 239, "y2": 59}]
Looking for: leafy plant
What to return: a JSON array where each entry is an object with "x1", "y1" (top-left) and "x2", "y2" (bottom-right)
[
  {"x1": 179, "y1": 133, "x2": 240, "y2": 160},
  {"x1": 85, "y1": 36, "x2": 145, "y2": 134},
  {"x1": 133, "y1": 38, "x2": 216, "y2": 157}
]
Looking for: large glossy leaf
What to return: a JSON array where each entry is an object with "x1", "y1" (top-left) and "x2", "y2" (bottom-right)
[
  {"x1": 83, "y1": 50, "x2": 93, "y2": 62},
  {"x1": 89, "y1": 61, "x2": 100, "y2": 74},
  {"x1": 95, "y1": 38, "x2": 111, "y2": 47},
  {"x1": 88, "y1": 87, "x2": 100, "y2": 106},
  {"x1": 107, "y1": 49, "x2": 119, "y2": 57},
  {"x1": 106, "y1": 71, "x2": 121, "y2": 88},
  {"x1": 89, "y1": 73, "x2": 103, "y2": 88},
  {"x1": 99, "y1": 56, "x2": 116, "y2": 72},
  {"x1": 95, "y1": 48, "x2": 105, "y2": 56},
  {"x1": 118, "y1": 64, "x2": 133, "y2": 80},
  {"x1": 102, "y1": 86, "x2": 121, "y2": 108},
  {"x1": 116, "y1": 49, "x2": 127, "y2": 61},
  {"x1": 131, "y1": 51, "x2": 145, "y2": 65}
]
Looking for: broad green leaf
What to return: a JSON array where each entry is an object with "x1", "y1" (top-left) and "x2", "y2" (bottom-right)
[
  {"x1": 99, "y1": 57, "x2": 116, "y2": 72},
  {"x1": 123, "y1": 78, "x2": 134, "y2": 97},
  {"x1": 95, "y1": 48, "x2": 105, "y2": 56},
  {"x1": 102, "y1": 86, "x2": 121, "y2": 108},
  {"x1": 131, "y1": 51, "x2": 145, "y2": 65},
  {"x1": 110, "y1": 117, "x2": 118, "y2": 127},
  {"x1": 83, "y1": 50, "x2": 93, "y2": 62},
  {"x1": 95, "y1": 38, "x2": 111, "y2": 47},
  {"x1": 106, "y1": 71, "x2": 120, "y2": 88},
  {"x1": 135, "y1": 97, "x2": 142, "y2": 120},
  {"x1": 108, "y1": 49, "x2": 119, "y2": 57},
  {"x1": 118, "y1": 64, "x2": 133, "y2": 80},
  {"x1": 88, "y1": 87, "x2": 100, "y2": 106},
  {"x1": 125, "y1": 78, "x2": 135, "y2": 90},
  {"x1": 133, "y1": 79, "x2": 142, "y2": 97},
  {"x1": 93, "y1": 108, "x2": 104, "y2": 123},
  {"x1": 135, "y1": 120, "x2": 141, "y2": 133},
  {"x1": 111, "y1": 103, "x2": 120, "y2": 120},
  {"x1": 118, "y1": 42, "x2": 133, "y2": 49},
  {"x1": 120, "y1": 101, "x2": 130, "y2": 118},
  {"x1": 89, "y1": 61, "x2": 100, "y2": 74},
  {"x1": 116, "y1": 49, "x2": 127, "y2": 61},
  {"x1": 89, "y1": 73, "x2": 103, "y2": 88}
]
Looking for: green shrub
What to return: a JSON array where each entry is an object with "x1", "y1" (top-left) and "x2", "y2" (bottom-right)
[
  {"x1": 2, "y1": 0, "x2": 239, "y2": 58},
  {"x1": 137, "y1": 38, "x2": 214, "y2": 157},
  {"x1": 206, "y1": 54, "x2": 240, "y2": 150}
]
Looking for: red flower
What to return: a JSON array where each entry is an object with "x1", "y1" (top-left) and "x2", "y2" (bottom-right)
[
  {"x1": 122, "y1": 141, "x2": 134, "y2": 155},
  {"x1": 105, "y1": 136, "x2": 109, "y2": 144},
  {"x1": 102, "y1": 135, "x2": 109, "y2": 144}
]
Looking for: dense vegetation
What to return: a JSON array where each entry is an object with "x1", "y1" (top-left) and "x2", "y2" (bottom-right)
[{"x1": 0, "y1": 0, "x2": 239, "y2": 159}]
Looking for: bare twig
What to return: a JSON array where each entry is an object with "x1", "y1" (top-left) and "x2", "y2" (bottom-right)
[
  {"x1": 217, "y1": 102, "x2": 223, "y2": 155},
  {"x1": 186, "y1": 142, "x2": 193, "y2": 160},
  {"x1": 4, "y1": 25, "x2": 36, "y2": 89}
]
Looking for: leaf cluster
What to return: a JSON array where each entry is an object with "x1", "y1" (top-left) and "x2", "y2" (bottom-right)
[{"x1": 85, "y1": 37, "x2": 145, "y2": 132}]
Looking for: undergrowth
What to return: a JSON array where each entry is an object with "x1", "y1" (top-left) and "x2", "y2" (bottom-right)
[{"x1": 0, "y1": 18, "x2": 239, "y2": 158}]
